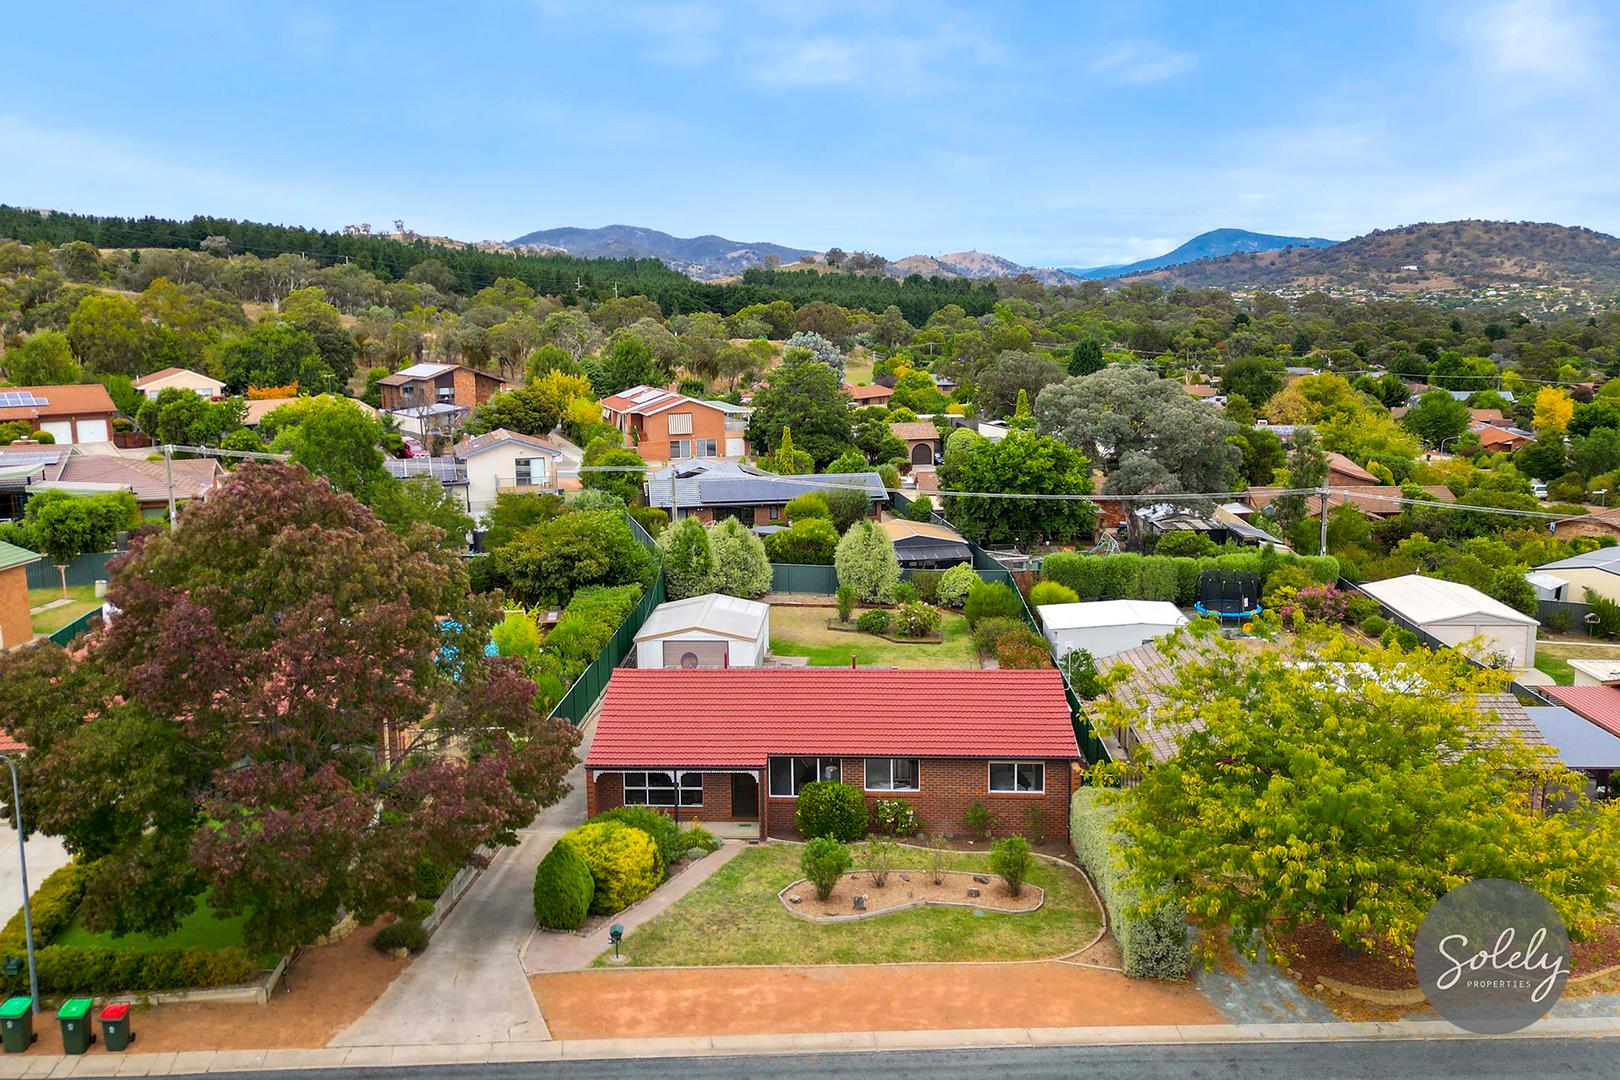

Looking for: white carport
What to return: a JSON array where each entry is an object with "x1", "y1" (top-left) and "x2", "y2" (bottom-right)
[
  {"x1": 1037, "y1": 599, "x2": 1189, "y2": 662},
  {"x1": 1359, "y1": 574, "x2": 1539, "y2": 669}
]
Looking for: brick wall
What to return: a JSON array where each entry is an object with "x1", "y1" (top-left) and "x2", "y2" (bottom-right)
[
  {"x1": 0, "y1": 565, "x2": 31, "y2": 650},
  {"x1": 587, "y1": 770, "x2": 751, "y2": 825}
]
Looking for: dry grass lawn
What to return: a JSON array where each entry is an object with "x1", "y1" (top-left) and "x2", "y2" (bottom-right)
[{"x1": 768, "y1": 604, "x2": 979, "y2": 669}]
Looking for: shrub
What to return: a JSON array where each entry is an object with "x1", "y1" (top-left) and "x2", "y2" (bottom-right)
[
  {"x1": 872, "y1": 798, "x2": 919, "y2": 836},
  {"x1": 766, "y1": 517, "x2": 840, "y2": 565},
  {"x1": 1278, "y1": 584, "x2": 1347, "y2": 625},
  {"x1": 629, "y1": 505, "x2": 668, "y2": 538},
  {"x1": 1029, "y1": 580, "x2": 1079, "y2": 608},
  {"x1": 801, "y1": 837, "x2": 852, "y2": 901},
  {"x1": 679, "y1": 825, "x2": 720, "y2": 854},
  {"x1": 963, "y1": 581, "x2": 1022, "y2": 627},
  {"x1": 1262, "y1": 564, "x2": 1318, "y2": 608},
  {"x1": 1380, "y1": 624, "x2": 1421, "y2": 651},
  {"x1": 16, "y1": 945, "x2": 258, "y2": 997},
  {"x1": 835, "y1": 519, "x2": 901, "y2": 602},
  {"x1": 836, "y1": 583, "x2": 856, "y2": 623},
  {"x1": 865, "y1": 838, "x2": 896, "y2": 887},
  {"x1": 591, "y1": 806, "x2": 683, "y2": 873},
  {"x1": 855, "y1": 608, "x2": 890, "y2": 634},
  {"x1": 562, "y1": 821, "x2": 662, "y2": 915},
  {"x1": 395, "y1": 898, "x2": 435, "y2": 922},
  {"x1": 784, "y1": 492, "x2": 831, "y2": 522},
  {"x1": 963, "y1": 801, "x2": 995, "y2": 839},
  {"x1": 0, "y1": 862, "x2": 89, "y2": 951},
  {"x1": 996, "y1": 637, "x2": 1052, "y2": 669},
  {"x1": 1544, "y1": 609, "x2": 1573, "y2": 635},
  {"x1": 909, "y1": 569, "x2": 942, "y2": 603},
  {"x1": 540, "y1": 584, "x2": 645, "y2": 686},
  {"x1": 1154, "y1": 531, "x2": 1216, "y2": 558},
  {"x1": 1070, "y1": 789, "x2": 1189, "y2": 979},
  {"x1": 414, "y1": 857, "x2": 453, "y2": 901},
  {"x1": 795, "y1": 780, "x2": 868, "y2": 841},
  {"x1": 1360, "y1": 613, "x2": 1390, "y2": 637},
  {"x1": 708, "y1": 518, "x2": 773, "y2": 599},
  {"x1": 936, "y1": 563, "x2": 978, "y2": 607},
  {"x1": 1343, "y1": 594, "x2": 1382, "y2": 626},
  {"x1": 990, "y1": 836, "x2": 1032, "y2": 897},
  {"x1": 533, "y1": 839, "x2": 596, "y2": 930},
  {"x1": 972, "y1": 616, "x2": 1030, "y2": 655},
  {"x1": 375, "y1": 917, "x2": 429, "y2": 954},
  {"x1": 892, "y1": 580, "x2": 919, "y2": 604},
  {"x1": 890, "y1": 601, "x2": 942, "y2": 638}
]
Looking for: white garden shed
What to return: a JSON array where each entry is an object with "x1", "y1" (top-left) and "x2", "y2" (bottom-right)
[
  {"x1": 1038, "y1": 600, "x2": 1189, "y2": 662},
  {"x1": 1358, "y1": 574, "x2": 1538, "y2": 669},
  {"x1": 633, "y1": 593, "x2": 771, "y2": 669}
]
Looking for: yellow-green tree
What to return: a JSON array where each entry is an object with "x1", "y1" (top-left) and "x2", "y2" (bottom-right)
[{"x1": 1534, "y1": 387, "x2": 1575, "y2": 433}]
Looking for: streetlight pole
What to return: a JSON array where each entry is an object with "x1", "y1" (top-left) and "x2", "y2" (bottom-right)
[{"x1": 0, "y1": 756, "x2": 39, "y2": 1015}]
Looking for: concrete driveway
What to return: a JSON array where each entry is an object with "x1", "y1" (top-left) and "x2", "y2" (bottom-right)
[
  {"x1": 0, "y1": 829, "x2": 72, "y2": 928},
  {"x1": 329, "y1": 723, "x2": 592, "y2": 1047}
]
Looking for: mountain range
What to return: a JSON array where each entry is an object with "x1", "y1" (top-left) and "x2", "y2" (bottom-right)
[
  {"x1": 508, "y1": 224, "x2": 817, "y2": 280},
  {"x1": 1063, "y1": 228, "x2": 1338, "y2": 279}
]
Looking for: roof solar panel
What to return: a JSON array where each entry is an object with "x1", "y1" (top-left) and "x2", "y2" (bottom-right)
[{"x1": 0, "y1": 391, "x2": 48, "y2": 407}]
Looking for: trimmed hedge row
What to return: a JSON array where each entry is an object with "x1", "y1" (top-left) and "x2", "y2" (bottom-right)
[
  {"x1": 1069, "y1": 789, "x2": 1189, "y2": 980},
  {"x1": 0, "y1": 860, "x2": 89, "y2": 951},
  {"x1": 538, "y1": 584, "x2": 644, "y2": 686},
  {"x1": 1041, "y1": 551, "x2": 1338, "y2": 606}
]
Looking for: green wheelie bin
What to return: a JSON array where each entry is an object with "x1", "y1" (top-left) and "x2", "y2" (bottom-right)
[
  {"x1": 56, "y1": 998, "x2": 94, "y2": 1055},
  {"x1": 0, "y1": 997, "x2": 33, "y2": 1053}
]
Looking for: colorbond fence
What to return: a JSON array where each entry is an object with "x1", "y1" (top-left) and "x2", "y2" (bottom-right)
[
  {"x1": 47, "y1": 605, "x2": 105, "y2": 646},
  {"x1": 25, "y1": 551, "x2": 119, "y2": 590}
]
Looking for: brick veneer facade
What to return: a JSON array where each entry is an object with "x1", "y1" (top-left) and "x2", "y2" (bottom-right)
[
  {"x1": 0, "y1": 564, "x2": 32, "y2": 650},
  {"x1": 588, "y1": 756, "x2": 1076, "y2": 840}
]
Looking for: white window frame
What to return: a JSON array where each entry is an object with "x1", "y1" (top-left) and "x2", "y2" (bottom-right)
[
  {"x1": 987, "y1": 760, "x2": 1044, "y2": 794},
  {"x1": 767, "y1": 756, "x2": 842, "y2": 798},
  {"x1": 669, "y1": 438, "x2": 691, "y2": 459},
  {"x1": 667, "y1": 412, "x2": 694, "y2": 435},
  {"x1": 622, "y1": 770, "x2": 703, "y2": 807},
  {"x1": 695, "y1": 438, "x2": 718, "y2": 457},
  {"x1": 863, "y1": 757, "x2": 920, "y2": 792}
]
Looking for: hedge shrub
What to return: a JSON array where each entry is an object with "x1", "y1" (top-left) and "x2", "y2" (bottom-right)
[
  {"x1": 989, "y1": 836, "x2": 1032, "y2": 897},
  {"x1": 375, "y1": 917, "x2": 429, "y2": 954},
  {"x1": 963, "y1": 581, "x2": 1022, "y2": 627},
  {"x1": 1069, "y1": 789, "x2": 1189, "y2": 980},
  {"x1": 1042, "y1": 551, "x2": 1339, "y2": 605},
  {"x1": 539, "y1": 584, "x2": 644, "y2": 686},
  {"x1": 0, "y1": 861, "x2": 89, "y2": 951},
  {"x1": 1029, "y1": 580, "x2": 1079, "y2": 608},
  {"x1": 936, "y1": 563, "x2": 979, "y2": 607},
  {"x1": 562, "y1": 821, "x2": 662, "y2": 915},
  {"x1": 855, "y1": 608, "x2": 890, "y2": 634},
  {"x1": 533, "y1": 839, "x2": 596, "y2": 930},
  {"x1": 591, "y1": 806, "x2": 682, "y2": 873},
  {"x1": 794, "y1": 780, "x2": 868, "y2": 841},
  {"x1": 800, "y1": 838, "x2": 852, "y2": 901},
  {"x1": 909, "y1": 569, "x2": 942, "y2": 603}
]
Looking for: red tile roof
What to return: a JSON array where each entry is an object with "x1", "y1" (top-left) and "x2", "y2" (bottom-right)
[
  {"x1": 1541, "y1": 685, "x2": 1620, "y2": 740},
  {"x1": 587, "y1": 668, "x2": 1078, "y2": 768},
  {"x1": 0, "y1": 730, "x2": 25, "y2": 754},
  {"x1": 845, "y1": 383, "x2": 894, "y2": 402},
  {"x1": 0, "y1": 384, "x2": 117, "y2": 423}
]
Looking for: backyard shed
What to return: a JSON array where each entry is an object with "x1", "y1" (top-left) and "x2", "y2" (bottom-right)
[
  {"x1": 878, "y1": 518, "x2": 972, "y2": 569},
  {"x1": 1359, "y1": 574, "x2": 1538, "y2": 669},
  {"x1": 1037, "y1": 599, "x2": 1189, "y2": 662},
  {"x1": 633, "y1": 593, "x2": 770, "y2": 669}
]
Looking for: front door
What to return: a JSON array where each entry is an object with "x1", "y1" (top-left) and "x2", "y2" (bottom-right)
[{"x1": 730, "y1": 773, "x2": 759, "y2": 818}]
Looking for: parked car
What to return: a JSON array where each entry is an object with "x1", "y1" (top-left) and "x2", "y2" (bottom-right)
[
  {"x1": 401, "y1": 435, "x2": 427, "y2": 458},
  {"x1": 1531, "y1": 481, "x2": 1548, "y2": 499}
]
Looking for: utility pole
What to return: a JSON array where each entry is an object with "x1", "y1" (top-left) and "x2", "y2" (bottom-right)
[
  {"x1": 2, "y1": 755, "x2": 40, "y2": 1015},
  {"x1": 165, "y1": 444, "x2": 177, "y2": 531},
  {"x1": 1319, "y1": 478, "x2": 1330, "y2": 557}
]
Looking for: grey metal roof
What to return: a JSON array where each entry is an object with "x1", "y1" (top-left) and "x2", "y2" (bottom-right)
[
  {"x1": 1537, "y1": 546, "x2": 1620, "y2": 574},
  {"x1": 892, "y1": 536, "x2": 972, "y2": 564},
  {"x1": 1526, "y1": 706, "x2": 1620, "y2": 769},
  {"x1": 646, "y1": 461, "x2": 885, "y2": 509}
]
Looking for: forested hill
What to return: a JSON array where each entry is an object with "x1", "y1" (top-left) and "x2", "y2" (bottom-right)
[
  {"x1": 1120, "y1": 220, "x2": 1620, "y2": 295},
  {"x1": 0, "y1": 206, "x2": 998, "y2": 322}
]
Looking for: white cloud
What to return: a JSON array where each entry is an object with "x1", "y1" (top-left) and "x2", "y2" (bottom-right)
[
  {"x1": 1457, "y1": 0, "x2": 1602, "y2": 89},
  {"x1": 1087, "y1": 39, "x2": 1197, "y2": 85}
]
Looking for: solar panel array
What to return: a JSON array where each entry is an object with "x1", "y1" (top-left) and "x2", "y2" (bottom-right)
[{"x1": 0, "y1": 391, "x2": 48, "y2": 407}]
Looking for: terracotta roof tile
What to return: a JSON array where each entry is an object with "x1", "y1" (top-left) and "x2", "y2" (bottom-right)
[
  {"x1": 0, "y1": 384, "x2": 117, "y2": 423},
  {"x1": 889, "y1": 422, "x2": 941, "y2": 441},
  {"x1": 587, "y1": 668, "x2": 1078, "y2": 768}
]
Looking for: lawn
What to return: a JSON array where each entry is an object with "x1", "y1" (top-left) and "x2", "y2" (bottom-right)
[
  {"x1": 598, "y1": 843, "x2": 1100, "y2": 967},
  {"x1": 1534, "y1": 653, "x2": 1576, "y2": 685},
  {"x1": 56, "y1": 894, "x2": 280, "y2": 968},
  {"x1": 768, "y1": 604, "x2": 980, "y2": 669},
  {"x1": 28, "y1": 584, "x2": 102, "y2": 636}
]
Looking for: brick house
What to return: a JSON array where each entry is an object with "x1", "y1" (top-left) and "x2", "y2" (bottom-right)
[
  {"x1": 0, "y1": 385, "x2": 119, "y2": 445},
  {"x1": 844, "y1": 383, "x2": 894, "y2": 407},
  {"x1": 585, "y1": 668, "x2": 1081, "y2": 840},
  {"x1": 599, "y1": 386, "x2": 750, "y2": 463},
  {"x1": 645, "y1": 459, "x2": 887, "y2": 526},
  {"x1": 0, "y1": 540, "x2": 41, "y2": 651},
  {"x1": 889, "y1": 421, "x2": 942, "y2": 468},
  {"x1": 377, "y1": 363, "x2": 505, "y2": 439}
]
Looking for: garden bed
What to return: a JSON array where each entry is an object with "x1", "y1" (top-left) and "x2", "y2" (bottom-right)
[
  {"x1": 779, "y1": 869, "x2": 1041, "y2": 921},
  {"x1": 768, "y1": 605, "x2": 978, "y2": 669},
  {"x1": 821, "y1": 619, "x2": 945, "y2": 644}
]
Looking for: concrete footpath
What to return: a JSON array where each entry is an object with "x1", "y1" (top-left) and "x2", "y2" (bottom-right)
[{"x1": 3, "y1": 1016, "x2": 1618, "y2": 1076}]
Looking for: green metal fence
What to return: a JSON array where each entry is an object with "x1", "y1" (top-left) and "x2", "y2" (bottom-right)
[
  {"x1": 47, "y1": 605, "x2": 104, "y2": 646},
  {"x1": 26, "y1": 551, "x2": 119, "y2": 591},
  {"x1": 770, "y1": 562, "x2": 839, "y2": 594}
]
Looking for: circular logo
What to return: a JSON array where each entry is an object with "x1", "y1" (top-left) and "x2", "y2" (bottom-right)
[{"x1": 1414, "y1": 879, "x2": 1572, "y2": 1033}]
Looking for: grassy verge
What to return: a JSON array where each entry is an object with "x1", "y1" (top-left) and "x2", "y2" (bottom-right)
[
  {"x1": 769, "y1": 606, "x2": 979, "y2": 669},
  {"x1": 28, "y1": 584, "x2": 102, "y2": 636},
  {"x1": 599, "y1": 843, "x2": 1099, "y2": 967}
]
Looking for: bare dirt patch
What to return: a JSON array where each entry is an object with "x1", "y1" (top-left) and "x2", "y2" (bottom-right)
[
  {"x1": 782, "y1": 870, "x2": 1040, "y2": 919},
  {"x1": 533, "y1": 962, "x2": 1221, "y2": 1038},
  {"x1": 19, "y1": 919, "x2": 408, "y2": 1055}
]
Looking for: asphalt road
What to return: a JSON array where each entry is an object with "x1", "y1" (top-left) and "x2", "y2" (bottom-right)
[{"x1": 184, "y1": 1038, "x2": 1615, "y2": 1080}]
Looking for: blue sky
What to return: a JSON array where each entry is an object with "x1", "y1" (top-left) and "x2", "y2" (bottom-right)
[{"x1": 4, "y1": 1, "x2": 1616, "y2": 267}]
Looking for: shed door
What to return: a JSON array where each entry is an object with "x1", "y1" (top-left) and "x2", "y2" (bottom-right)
[{"x1": 663, "y1": 640, "x2": 730, "y2": 668}]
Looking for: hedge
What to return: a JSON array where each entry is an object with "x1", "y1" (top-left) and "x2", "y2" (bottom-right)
[
  {"x1": 590, "y1": 806, "x2": 682, "y2": 873},
  {"x1": 1042, "y1": 551, "x2": 1339, "y2": 606},
  {"x1": 1069, "y1": 789, "x2": 1189, "y2": 980},
  {"x1": 539, "y1": 584, "x2": 644, "y2": 686},
  {"x1": 794, "y1": 781, "x2": 868, "y2": 841},
  {"x1": 533, "y1": 841, "x2": 595, "y2": 931},
  {"x1": 562, "y1": 820, "x2": 662, "y2": 915},
  {"x1": 0, "y1": 861, "x2": 90, "y2": 951}
]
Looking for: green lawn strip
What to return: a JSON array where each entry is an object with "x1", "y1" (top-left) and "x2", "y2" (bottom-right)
[
  {"x1": 1533, "y1": 653, "x2": 1576, "y2": 685},
  {"x1": 769, "y1": 610, "x2": 979, "y2": 669},
  {"x1": 598, "y1": 843, "x2": 1099, "y2": 967},
  {"x1": 28, "y1": 585, "x2": 102, "y2": 635},
  {"x1": 55, "y1": 894, "x2": 280, "y2": 968}
]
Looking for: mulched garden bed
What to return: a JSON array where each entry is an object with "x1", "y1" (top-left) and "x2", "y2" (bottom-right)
[
  {"x1": 822, "y1": 620, "x2": 945, "y2": 644},
  {"x1": 781, "y1": 869, "x2": 1041, "y2": 919}
]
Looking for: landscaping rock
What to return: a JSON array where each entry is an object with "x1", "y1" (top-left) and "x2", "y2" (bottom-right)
[
  {"x1": 853, "y1": 895, "x2": 867, "y2": 911},
  {"x1": 788, "y1": 894, "x2": 802, "y2": 904},
  {"x1": 966, "y1": 888, "x2": 981, "y2": 898},
  {"x1": 900, "y1": 874, "x2": 910, "y2": 882},
  {"x1": 685, "y1": 847, "x2": 708, "y2": 861},
  {"x1": 973, "y1": 875, "x2": 991, "y2": 884}
]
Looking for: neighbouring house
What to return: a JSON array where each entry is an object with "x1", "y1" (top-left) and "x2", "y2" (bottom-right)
[
  {"x1": 0, "y1": 540, "x2": 40, "y2": 650},
  {"x1": 0, "y1": 385, "x2": 118, "y2": 445},
  {"x1": 976, "y1": 420, "x2": 1010, "y2": 442},
  {"x1": 645, "y1": 460, "x2": 887, "y2": 525},
  {"x1": 1532, "y1": 547, "x2": 1620, "y2": 605},
  {"x1": 1181, "y1": 382, "x2": 1219, "y2": 400},
  {"x1": 1525, "y1": 705, "x2": 1620, "y2": 801},
  {"x1": 1474, "y1": 425, "x2": 1534, "y2": 453},
  {"x1": 378, "y1": 363, "x2": 505, "y2": 438},
  {"x1": 34, "y1": 455, "x2": 224, "y2": 518},
  {"x1": 633, "y1": 594, "x2": 770, "y2": 669},
  {"x1": 585, "y1": 668, "x2": 1080, "y2": 840},
  {"x1": 130, "y1": 367, "x2": 226, "y2": 400},
  {"x1": 1358, "y1": 574, "x2": 1539, "y2": 669},
  {"x1": 1324, "y1": 453, "x2": 1380, "y2": 487},
  {"x1": 1550, "y1": 508, "x2": 1620, "y2": 542},
  {"x1": 0, "y1": 442, "x2": 74, "y2": 519},
  {"x1": 889, "y1": 421, "x2": 943, "y2": 468},
  {"x1": 240, "y1": 396, "x2": 383, "y2": 428},
  {"x1": 600, "y1": 385, "x2": 749, "y2": 463},
  {"x1": 1242, "y1": 484, "x2": 1454, "y2": 518},
  {"x1": 450, "y1": 428, "x2": 562, "y2": 518},
  {"x1": 844, "y1": 383, "x2": 893, "y2": 407},
  {"x1": 1037, "y1": 600, "x2": 1189, "y2": 663},
  {"x1": 1567, "y1": 658, "x2": 1620, "y2": 686},
  {"x1": 878, "y1": 517, "x2": 971, "y2": 569}
]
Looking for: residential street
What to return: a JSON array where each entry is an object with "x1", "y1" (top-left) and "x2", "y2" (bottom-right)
[{"x1": 157, "y1": 1037, "x2": 1620, "y2": 1080}]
